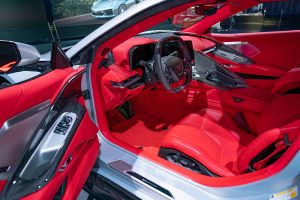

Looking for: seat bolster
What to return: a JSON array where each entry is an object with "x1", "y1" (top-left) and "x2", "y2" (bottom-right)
[
  {"x1": 161, "y1": 125, "x2": 236, "y2": 176},
  {"x1": 238, "y1": 126, "x2": 299, "y2": 173},
  {"x1": 272, "y1": 67, "x2": 300, "y2": 94}
]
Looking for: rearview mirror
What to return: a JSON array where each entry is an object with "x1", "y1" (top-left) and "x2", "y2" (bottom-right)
[
  {"x1": 195, "y1": 5, "x2": 218, "y2": 16},
  {"x1": 0, "y1": 40, "x2": 40, "y2": 73}
]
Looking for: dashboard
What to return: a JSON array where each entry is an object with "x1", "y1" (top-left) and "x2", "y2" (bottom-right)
[
  {"x1": 100, "y1": 32, "x2": 249, "y2": 110},
  {"x1": 130, "y1": 40, "x2": 194, "y2": 70}
]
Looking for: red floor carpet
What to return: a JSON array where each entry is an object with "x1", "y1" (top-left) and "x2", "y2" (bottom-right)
[{"x1": 111, "y1": 114, "x2": 170, "y2": 154}]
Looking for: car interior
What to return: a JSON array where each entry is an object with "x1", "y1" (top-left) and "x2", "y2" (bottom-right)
[
  {"x1": 93, "y1": 3, "x2": 300, "y2": 180},
  {"x1": 1, "y1": 1, "x2": 299, "y2": 199},
  {"x1": 95, "y1": 31, "x2": 300, "y2": 177}
]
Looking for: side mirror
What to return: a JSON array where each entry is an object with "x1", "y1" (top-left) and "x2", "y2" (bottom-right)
[
  {"x1": 0, "y1": 40, "x2": 40, "y2": 73},
  {"x1": 0, "y1": 41, "x2": 19, "y2": 73},
  {"x1": 195, "y1": 5, "x2": 218, "y2": 16}
]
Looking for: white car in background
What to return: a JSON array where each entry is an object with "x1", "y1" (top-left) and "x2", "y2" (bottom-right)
[{"x1": 91, "y1": 0, "x2": 142, "y2": 18}]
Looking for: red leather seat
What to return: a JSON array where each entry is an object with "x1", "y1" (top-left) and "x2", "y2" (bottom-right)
[
  {"x1": 160, "y1": 94, "x2": 300, "y2": 176},
  {"x1": 177, "y1": 109, "x2": 255, "y2": 145}
]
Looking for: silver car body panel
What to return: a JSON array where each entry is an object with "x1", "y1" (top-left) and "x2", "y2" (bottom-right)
[
  {"x1": 81, "y1": 66, "x2": 98, "y2": 124},
  {"x1": 98, "y1": 133, "x2": 300, "y2": 200},
  {"x1": 15, "y1": 42, "x2": 41, "y2": 67}
]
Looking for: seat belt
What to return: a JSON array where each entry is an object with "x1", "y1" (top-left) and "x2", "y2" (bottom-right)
[{"x1": 252, "y1": 135, "x2": 291, "y2": 171}]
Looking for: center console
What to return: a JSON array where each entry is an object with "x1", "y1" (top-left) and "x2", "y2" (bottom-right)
[{"x1": 192, "y1": 51, "x2": 248, "y2": 89}]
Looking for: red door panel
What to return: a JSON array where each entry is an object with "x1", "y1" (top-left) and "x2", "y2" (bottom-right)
[
  {"x1": 0, "y1": 68, "x2": 99, "y2": 200},
  {"x1": 209, "y1": 30, "x2": 300, "y2": 71},
  {"x1": 0, "y1": 68, "x2": 73, "y2": 128},
  {"x1": 0, "y1": 69, "x2": 73, "y2": 196}
]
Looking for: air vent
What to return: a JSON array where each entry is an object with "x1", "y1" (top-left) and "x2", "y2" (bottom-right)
[{"x1": 111, "y1": 74, "x2": 143, "y2": 89}]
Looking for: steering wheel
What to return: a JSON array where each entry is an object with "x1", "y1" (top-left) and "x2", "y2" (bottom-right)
[{"x1": 154, "y1": 36, "x2": 193, "y2": 93}]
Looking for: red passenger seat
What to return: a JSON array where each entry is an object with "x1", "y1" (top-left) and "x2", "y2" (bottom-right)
[{"x1": 159, "y1": 94, "x2": 300, "y2": 176}]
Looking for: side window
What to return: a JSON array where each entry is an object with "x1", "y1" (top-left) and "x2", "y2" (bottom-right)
[{"x1": 211, "y1": 0, "x2": 300, "y2": 33}]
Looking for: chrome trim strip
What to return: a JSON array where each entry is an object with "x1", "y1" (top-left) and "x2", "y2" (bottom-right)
[
  {"x1": 85, "y1": 64, "x2": 98, "y2": 125},
  {"x1": 224, "y1": 41, "x2": 248, "y2": 45},
  {"x1": 202, "y1": 46, "x2": 217, "y2": 54},
  {"x1": 108, "y1": 160, "x2": 174, "y2": 200}
]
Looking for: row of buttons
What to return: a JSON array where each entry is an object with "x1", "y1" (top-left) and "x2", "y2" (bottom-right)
[{"x1": 54, "y1": 116, "x2": 73, "y2": 135}]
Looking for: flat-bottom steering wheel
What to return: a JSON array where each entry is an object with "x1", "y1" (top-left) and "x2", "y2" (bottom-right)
[{"x1": 154, "y1": 36, "x2": 193, "y2": 93}]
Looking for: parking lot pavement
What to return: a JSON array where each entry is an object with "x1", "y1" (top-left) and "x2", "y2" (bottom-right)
[{"x1": 55, "y1": 13, "x2": 108, "y2": 27}]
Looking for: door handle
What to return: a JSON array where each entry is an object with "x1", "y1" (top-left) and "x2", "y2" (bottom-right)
[{"x1": 58, "y1": 155, "x2": 72, "y2": 172}]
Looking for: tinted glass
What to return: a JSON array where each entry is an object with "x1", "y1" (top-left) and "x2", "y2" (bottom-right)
[{"x1": 211, "y1": 0, "x2": 300, "y2": 33}]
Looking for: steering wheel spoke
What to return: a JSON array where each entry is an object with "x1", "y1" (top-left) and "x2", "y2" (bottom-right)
[
  {"x1": 167, "y1": 51, "x2": 179, "y2": 58},
  {"x1": 154, "y1": 36, "x2": 193, "y2": 93}
]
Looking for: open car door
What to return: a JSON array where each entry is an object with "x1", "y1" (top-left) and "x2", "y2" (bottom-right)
[{"x1": 0, "y1": 42, "x2": 99, "y2": 200}]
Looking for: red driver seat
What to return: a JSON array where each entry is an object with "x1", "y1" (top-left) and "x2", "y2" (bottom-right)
[{"x1": 159, "y1": 94, "x2": 300, "y2": 176}]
